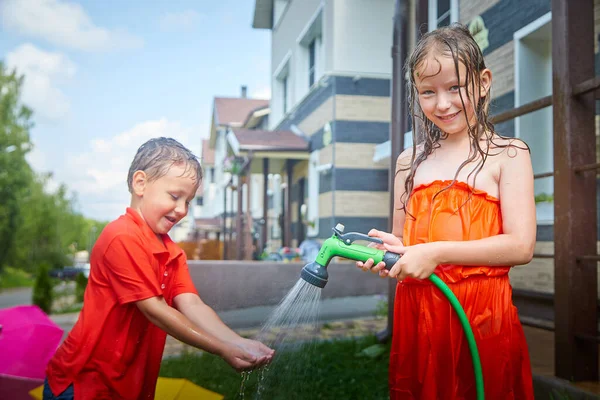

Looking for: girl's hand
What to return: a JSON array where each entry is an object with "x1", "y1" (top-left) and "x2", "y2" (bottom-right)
[
  {"x1": 383, "y1": 242, "x2": 440, "y2": 281},
  {"x1": 356, "y1": 229, "x2": 404, "y2": 277}
]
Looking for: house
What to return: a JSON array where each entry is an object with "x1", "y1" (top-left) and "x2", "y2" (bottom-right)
[
  {"x1": 252, "y1": 0, "x2": 396, "y2": 250},
  {"x1": 197, "y1": 85, "x2": 310, "y2": 258}
]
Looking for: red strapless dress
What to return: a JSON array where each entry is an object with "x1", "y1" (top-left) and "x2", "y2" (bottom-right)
[{"x1": 390, "y1": 180, "x2": 534, "y2": 399}]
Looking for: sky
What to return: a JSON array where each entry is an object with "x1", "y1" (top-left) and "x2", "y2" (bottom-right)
[{"x1": 0, "y1": 0, "x2": 271, "y2": 222}]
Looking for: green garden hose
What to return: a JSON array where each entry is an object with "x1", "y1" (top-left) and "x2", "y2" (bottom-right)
[{"x1": 428, "y1": 273, "x2": 484, "y2": 400}]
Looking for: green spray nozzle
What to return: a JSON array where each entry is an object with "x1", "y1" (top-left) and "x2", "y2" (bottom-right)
[
  {"x1": 300, "y1": 223, "x2": 400, "y2": 288},
  {"x1": 298, "y1": 223, "x2": 485, "y2": 399}
]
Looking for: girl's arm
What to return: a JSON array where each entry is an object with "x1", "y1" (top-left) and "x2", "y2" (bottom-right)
[{"x1": 385, "y1": 146, "x2": 536, "y2": 280}]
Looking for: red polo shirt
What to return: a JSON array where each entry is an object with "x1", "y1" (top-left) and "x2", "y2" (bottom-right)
[{"x1": 46, "y1": 208, "x2": 198, "y2": 399}]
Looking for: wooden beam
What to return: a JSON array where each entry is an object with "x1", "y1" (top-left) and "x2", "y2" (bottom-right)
[
  {"x1": 490, "y1": 95, "x2": 552, "y2": 124},
  {"x1": 572, "y1": 76, "x2": 600, "y2": 96},
  {"x1": 552, "y1": 0, "x2": 598, "y2": 381}
]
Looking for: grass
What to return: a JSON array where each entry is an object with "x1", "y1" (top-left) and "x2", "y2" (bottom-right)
[
  {"x1": 0, "y1": 267, "x2": 34, "y2": 291},
  {"x1": 160, "y1": 335, "x2": 390, "y2": 399}
]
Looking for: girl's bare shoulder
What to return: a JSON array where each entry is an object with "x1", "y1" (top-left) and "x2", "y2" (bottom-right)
[
  {"x1": 396, "y1": 144, "x2": 425, "y2": 170},
  {"x1": 485, "y1": 134, "x2": 530, "y2": 156},
  {"x1": 483, "y1": 135, "x2": 532, "y2": 175}
]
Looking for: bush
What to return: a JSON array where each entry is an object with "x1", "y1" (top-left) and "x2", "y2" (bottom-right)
[
  {"x1": 75, "y1": 272, "x2": 87, "y2": 303},
  {"x1": 32, "y1": 263, "x2": 53, "y2": 314}
]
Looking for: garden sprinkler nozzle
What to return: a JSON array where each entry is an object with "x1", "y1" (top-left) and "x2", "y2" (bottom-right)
[
  {"x1": 299, "y1": 223, "x2": 400, "y2": 289},
  {"x1": 300, "y1": 261, "x2": 328, "y2": 288}
]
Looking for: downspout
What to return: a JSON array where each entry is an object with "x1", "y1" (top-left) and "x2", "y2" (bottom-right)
[
  {"x1": 378, "y1": 0, "x2": 409, "y2": 343},
  {"x1": 331, "y1": 77, "x2": 337, "y2": 227}
]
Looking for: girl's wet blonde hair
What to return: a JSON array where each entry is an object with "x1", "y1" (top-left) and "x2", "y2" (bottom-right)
[{"x1": 400, "y1": 23, "x2": 528, "y2": 210}]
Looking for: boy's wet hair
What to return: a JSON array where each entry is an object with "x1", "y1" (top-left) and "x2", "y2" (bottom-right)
[
  {"x1": 399, "y1": 23, "x2": 528, "y2": 211},
  {"x1": 127, "y1": 137, "x2": 203, "y2": 193}
]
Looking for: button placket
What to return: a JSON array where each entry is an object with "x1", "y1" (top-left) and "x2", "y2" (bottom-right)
[{"x1": 161, "y1": 265, "x2": 170, "y2": 291}]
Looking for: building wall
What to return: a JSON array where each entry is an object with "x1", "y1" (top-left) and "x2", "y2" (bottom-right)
[
  {"x1": 330, "y1": 0, "x2": 394, "y2": 76},
  {"x1": 270, "y1": 0, "x2": 394, "y2": 129},
  {"x1": 276, "y1": 75, "x2": 391, "y2": 242},
  {"x1": 270, "y1": 0, "x2": 324, "y2": 128}
]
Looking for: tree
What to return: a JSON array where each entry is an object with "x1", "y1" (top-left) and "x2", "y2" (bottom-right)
[
  {"x1": 0, "y1": 62, "x2": 34, "y2": 273},
  {"x1": 0, "y1": 61, "x2": 108, "y2": 278}
]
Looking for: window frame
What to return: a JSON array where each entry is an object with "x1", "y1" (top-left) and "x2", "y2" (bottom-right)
[{"x1": 428, "y1": 0, "x2": 459, "y2": 31}]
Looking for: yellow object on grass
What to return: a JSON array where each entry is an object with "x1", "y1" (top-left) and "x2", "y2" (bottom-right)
[
  {"x1": 29, "y1": 378, "x2": 223, "y2": 400},
  {"x1": 28, "y1": 385, "x2": 43, "y2": 400}
]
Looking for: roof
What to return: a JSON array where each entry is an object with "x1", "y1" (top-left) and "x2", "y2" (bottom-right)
[
  {"x1": 231, "y1": 128, "x2": 309, "y2": 151},
  {"x1": 252, "y1": 0, "x2": 273, "y2": 29},
  {"x1": 242, "y1": 105, "x2": 270, "y2": 128},
  {"x1": 201, "y1": 139, "x2": 214, "y2": 166},
  {"x1": 214, "y1": 97, "x2": 269, "y2": 127}
]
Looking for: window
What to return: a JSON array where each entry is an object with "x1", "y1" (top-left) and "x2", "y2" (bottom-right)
[
  {"x1": 428, "y1": 0, "x2": 458, "y2": 30},
  {"x1": 209, "y1": 167, "x2": 214, "y2": 183},
  {"x1": 308, "y1": 39, "x2": 316, "y2": 87},
  {"x1": 298, "y1": 7, "x2": 322, "y2": 92},
  {"x1": 274, "y1": 52, "x2": 291, "y2": 120},
  {"x1": 437, "y1": 0, "x2": 450, "y2": 26},
  {"x1": 282, "y1": 75, "x2": 288, "y2": 113},
  {"x1": 196, "y1": 196, "x2": 203, "y2": 206}
]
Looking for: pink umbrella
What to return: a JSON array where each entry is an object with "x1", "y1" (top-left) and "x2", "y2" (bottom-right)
[{"x1": 0, "y1": 305, "x2": 63, "y2": 399}]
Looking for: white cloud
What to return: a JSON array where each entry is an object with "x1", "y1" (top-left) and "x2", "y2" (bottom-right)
[
  {"x1": 63, "y1": 119, "x2": 202, "y2": 220},
  {"x1": 0, "y1": 0, "x2": 143, "y2": 52},
  {"x1": 6, "y1": 44, "x2": 75, "y2": 120},
  {"x1": 251, "y1": 86, "x2": 271, "y2": 100},
  {"x1": 159, "y1": 10, "x2": 202, "y2": 31}
]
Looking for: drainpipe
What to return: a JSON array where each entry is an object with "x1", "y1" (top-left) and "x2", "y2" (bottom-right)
[
  {"x1": 378, "y1": 0, "x2": 409, "y2": 343},
  {"x1": 331, "y1": 77, "x2": 337, "y2": 229}
]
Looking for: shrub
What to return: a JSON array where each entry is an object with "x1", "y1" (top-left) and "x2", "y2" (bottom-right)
[
  {"x1": 75, "y1": 272, "x2": 87, "y2": 303},
  {"x1": 32, "y1": 263, "x2": 53, "y2": 314}
]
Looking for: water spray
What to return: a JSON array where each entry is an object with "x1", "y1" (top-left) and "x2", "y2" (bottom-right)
[{"x1": 299, "y1": 224, "x2": 485, "y2": 400}]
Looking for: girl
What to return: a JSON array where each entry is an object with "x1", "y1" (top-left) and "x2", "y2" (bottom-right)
[{"x1": 357, "y1": 24, "x2": 535, "y2": 399}]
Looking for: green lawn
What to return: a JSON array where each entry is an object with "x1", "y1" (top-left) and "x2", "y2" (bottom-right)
[
  {"x1": 0, "y1": 267, "x2": 34, "y2": 291},
  {"x1": 160, "y1": 336, "x2": 390, "y2": 399}
]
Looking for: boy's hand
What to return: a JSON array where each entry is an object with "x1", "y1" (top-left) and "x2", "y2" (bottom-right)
[
  {"x1": 356, "y1": 229, "x2": 404, "y2": 278},
  {"x1": 237, "y1": 338, "x2": 275, "y2": 365},
  {"x1": 222, "y1": 339, "x2": 275, "y2": 372}
]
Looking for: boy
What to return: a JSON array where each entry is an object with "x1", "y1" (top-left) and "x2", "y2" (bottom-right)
[{"x1": 44, "y1": 137, "x2": 274, "y2": 400}]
